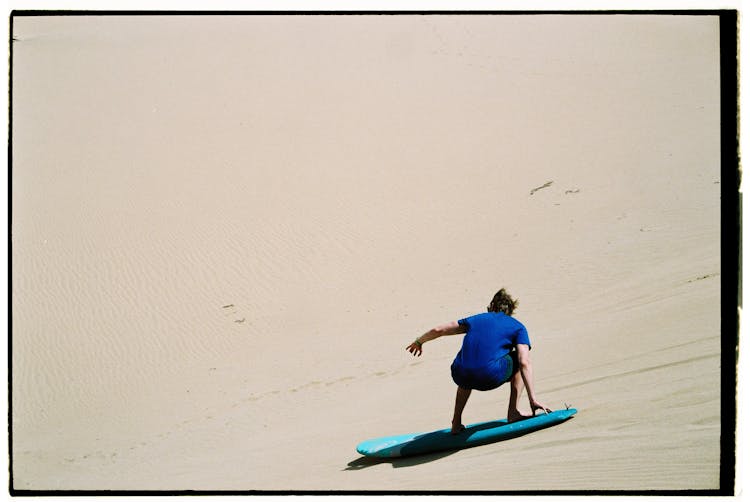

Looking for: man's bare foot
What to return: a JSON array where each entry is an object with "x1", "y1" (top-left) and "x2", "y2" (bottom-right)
[
  {"x1": 451, "y1": 423, "x2": 466, "y2": 435},
  {"x1": 507, "y1": 409, "x2": 532, "y2": 423}
]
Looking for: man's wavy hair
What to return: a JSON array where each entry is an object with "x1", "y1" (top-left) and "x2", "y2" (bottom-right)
[{"x1": 487, "y1": 288, "x2": 518, "y2": 316}]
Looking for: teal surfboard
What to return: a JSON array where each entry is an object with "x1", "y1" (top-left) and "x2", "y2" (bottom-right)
[{"x1": 356, "y1": 408, "x2": 577, "y2": 458}]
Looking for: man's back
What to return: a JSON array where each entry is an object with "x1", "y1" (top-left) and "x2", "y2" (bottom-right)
[{"x1": 453, "y1": 312, "x2": 530, "y2": 370}]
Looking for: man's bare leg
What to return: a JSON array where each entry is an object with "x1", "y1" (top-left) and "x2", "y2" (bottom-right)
[
  {"x1": 451, "y1": 386, "x2": 472, "y2": 434},
  {"x1": 507, "y1": 369, "x2": 531, "y2": 423}
]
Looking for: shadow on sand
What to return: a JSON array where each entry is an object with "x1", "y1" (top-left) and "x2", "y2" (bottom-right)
[{"x1": 344, "y1": 448, "x2": 459, "y2": 470}]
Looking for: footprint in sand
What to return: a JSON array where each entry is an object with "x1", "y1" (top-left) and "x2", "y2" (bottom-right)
[
  {"x1": 687, "y1": 273, "x2": 719, "y2": 283},
  {"x1": 222, "y1": 304, "x2": 249, "y2": 325},
  {"x1": 529, "y1": 181, "x2": 553, "y2": 196},
  {"x1": 320, "y1": 376, "x2": 354, "y2": 388}
]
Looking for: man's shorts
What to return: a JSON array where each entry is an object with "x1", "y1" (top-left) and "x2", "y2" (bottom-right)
[{"x1": 450, "y1": 350, "x2": 519, "y2": 391}]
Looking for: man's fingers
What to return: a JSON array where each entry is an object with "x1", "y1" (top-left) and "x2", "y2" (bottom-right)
[{"x1": 533, "y1": 402, "x2": 551, "y2": 414}]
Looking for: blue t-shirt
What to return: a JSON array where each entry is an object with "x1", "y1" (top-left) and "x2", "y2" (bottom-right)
[{"x1": 450, "y1": 312, "x2": 531, "y2": 390}]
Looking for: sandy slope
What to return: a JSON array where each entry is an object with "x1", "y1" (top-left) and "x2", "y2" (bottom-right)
[{"x1": 11, "y1": 14, "x2": 721, "y2": 490}]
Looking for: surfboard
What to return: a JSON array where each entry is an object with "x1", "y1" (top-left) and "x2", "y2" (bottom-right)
[{"x1": 356, "y1": 408, "x2": 577, "y2": 458}]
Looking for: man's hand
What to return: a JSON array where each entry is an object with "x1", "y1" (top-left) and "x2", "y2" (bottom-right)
[
  {"x1": 406, "y1": 340, "x2": 423, "y2": 357},
  {"x1": 530, "y1": 399, "x2": 552, "y2": 415}
]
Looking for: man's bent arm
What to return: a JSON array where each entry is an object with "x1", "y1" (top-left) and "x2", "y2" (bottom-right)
[
  {"x1": 406, "y1": 321, "x2": 467, "y2": 356},
  {"x1": 516, "y1": 343, "x2": 551, "y2": 413},
  {"x1": 419, "y1": 321, "x2": 466, "y2": 343}
]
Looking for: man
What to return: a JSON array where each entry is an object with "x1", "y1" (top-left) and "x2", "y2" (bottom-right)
[{"x1": 406, "y1": 288, "x2": 551, "y2": 434}]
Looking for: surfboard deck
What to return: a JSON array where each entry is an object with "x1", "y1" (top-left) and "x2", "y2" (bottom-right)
[{"x1": 356, "y1": 408, "x2": 577, "y2": 458}]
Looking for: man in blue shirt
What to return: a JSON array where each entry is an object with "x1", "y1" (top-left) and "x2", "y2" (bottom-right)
[{"x1": 406, "y1": 288, "x2": 551, "y2": 434}]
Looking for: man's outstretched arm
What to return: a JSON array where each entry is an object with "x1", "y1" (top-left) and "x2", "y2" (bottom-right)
[{"x1": 406, "y1": 321, "x2": 467, "y2": 356}]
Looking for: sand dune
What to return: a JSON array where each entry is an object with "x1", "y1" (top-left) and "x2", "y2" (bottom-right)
[{"x1": 11, "y1": 14, "x2": 722, "y2": 490}]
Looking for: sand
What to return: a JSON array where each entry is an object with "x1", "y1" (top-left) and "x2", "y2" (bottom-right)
[{"x1": 11, "y1": 14, "x2": 723, "y2": 491}]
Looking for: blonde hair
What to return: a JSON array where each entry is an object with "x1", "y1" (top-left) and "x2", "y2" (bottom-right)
[{"x1": 488, "y1": 288, "x2": 518, "y2": 315}]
